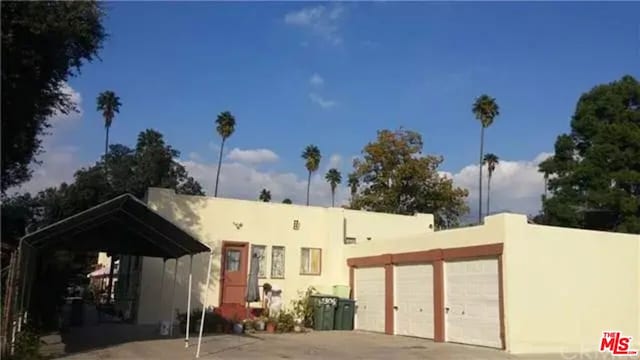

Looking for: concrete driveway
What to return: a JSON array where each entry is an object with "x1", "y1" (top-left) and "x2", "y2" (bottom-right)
[{"x1": 58, "y1": 328, "x2": 618, "y2": 360}]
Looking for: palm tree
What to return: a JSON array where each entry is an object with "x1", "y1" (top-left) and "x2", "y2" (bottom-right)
[
  {"x1": 96, "y1": 91, "x2": 122, "y2": 156},
  {"x1": 325, "y1": 168, "x2": 342, "y2": 207},
  {"x1": 301, "y1": 145, "x2": 321, "y2": 206},
  {"x1": 282, "y1": 198, "x2": 292, "y2": 204},
  {"x1": 213, "y1": 111, "x2": 236, "y2": 197},
  {"x1": 483, "y1": 153, "x2": 499, "y2": 215},
  {"x1": 472, "y1": 94, "x2": 500, "y2": 223},
  {"x1": 347, "y1": 173, "x2": 359, "y2": 200},
  {"x1": 259, "y1": 188, "x2": 271, "y2": 202}
]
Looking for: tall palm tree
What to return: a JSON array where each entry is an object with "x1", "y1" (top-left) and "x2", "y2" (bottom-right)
[
  {"x1": 325, "y1": 168, "x2": 342, "y2": 207},
  {"x1": 483, "y1": 153, "x2": 499, "y2": 215},
  {"x1": 214, "y1": 111, "x2": 236, "y2": 197},
  {"x1": 301, "y1": 145, "x2": 321, "y2": 206},
  {"x1": 472, "y1": 94, "x2": 500, "y2": 223},
  {"x1": 347, "y1": 173, "x2": 359, "y2": 200},
  {"x1": 96, "y1": 91, "x2": 122, "y2": 156},
  {"x1": 259, "y1": 188, "x2": 271, "y2": 202}
]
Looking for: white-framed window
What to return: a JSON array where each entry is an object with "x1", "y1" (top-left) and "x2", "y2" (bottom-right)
[
  {"x1": 300, "y1": 248, "x2": 321, "y2": 275},
  {"x1": 271, "y1": 246, "x2": 285, "y2": 279},
  {"x1": 251, "y1": 245, "x2": 267, "y2": 278}
]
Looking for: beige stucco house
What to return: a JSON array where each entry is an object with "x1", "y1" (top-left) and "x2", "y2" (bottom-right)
[{"x1": 112, "y1": 187, "x2": 639, "y2": 356}]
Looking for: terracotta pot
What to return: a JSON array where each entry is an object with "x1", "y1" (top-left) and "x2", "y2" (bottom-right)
[{"x1": 266, "y1": 322, "x2": 276, "y2": 333}]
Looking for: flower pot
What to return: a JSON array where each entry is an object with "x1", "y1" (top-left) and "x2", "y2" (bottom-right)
[
  {"x1": 254, "y1": 320, "x2": 265, "y2": 331},
  {"x1": 266, "y1": 323, "x2": 276, "y2": 333},
  {"x1": 233, "y1": 323, "x2": 244, "y2": 334}
]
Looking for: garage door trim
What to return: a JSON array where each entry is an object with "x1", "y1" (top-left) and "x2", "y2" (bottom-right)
[{"x1": 347, "y1": 243, "x2": 504, "y2": 348}]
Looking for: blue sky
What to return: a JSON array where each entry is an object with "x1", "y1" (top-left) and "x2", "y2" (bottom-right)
[{"x1": 22, "y1": 1, "x2": 640, "y2": 216}]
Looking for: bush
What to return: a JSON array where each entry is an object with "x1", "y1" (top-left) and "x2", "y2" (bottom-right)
[
  {"x1": 8, "y1": 327, "x2": 42, "y2": 360},
  {"x1": 291, "y1": 286, "x2": 316, "y2": 328},
  {"x1": 275, "y1": 310, "x2": 295, "y2": 333},
  {"x1": 175, "y1": 308, "x2": 229, "y2": 334}
]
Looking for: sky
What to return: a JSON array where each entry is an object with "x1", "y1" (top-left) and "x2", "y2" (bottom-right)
[{"x1": 15, "y1": 1, "x2": 640, "y2": 220}]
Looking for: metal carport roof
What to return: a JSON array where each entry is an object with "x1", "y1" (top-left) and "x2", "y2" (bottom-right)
[{"x1": 19, "y1": 193, "x2": 210, "y2": 258}]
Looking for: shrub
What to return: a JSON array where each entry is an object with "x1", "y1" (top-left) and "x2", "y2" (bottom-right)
[
  {"x1": 275, "y1": 310, "x2": 295, "y2": 333},
  {"x1": 291, "y1": 286, "x2": 317, "y2": 328},
  {"x1": 8, "y1": 327, "x2": 42, "y2": 360},
  {"x1": 175, "y1": 308, "x2": 229, "y2": 334}
]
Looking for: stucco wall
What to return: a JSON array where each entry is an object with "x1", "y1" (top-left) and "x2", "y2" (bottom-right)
[
  {"x1": 502, "y1": 216, "x2": 640, "y2": 354},
  {"x1": 136, "y1": 188, "x2": 432, "y2": 324}
]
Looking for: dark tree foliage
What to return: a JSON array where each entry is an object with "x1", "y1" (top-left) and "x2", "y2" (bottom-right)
[
  {"x1": 538, "y1": 75, "x2": 640, "y2": 233},
  {"x1": 1, "y1": 1, "x2": 106, "y2": 192}
]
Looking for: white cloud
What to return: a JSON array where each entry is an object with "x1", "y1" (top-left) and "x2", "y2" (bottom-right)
[
  {"x1": 447, "y1": 152, "x2": 553, "y2": 218},
  {"x1": 226, "y1": 148, "x2": 279, "y2": 164},
  {"x1": 309, "y1": 73, "x2": 325, "y2": 87},
  {"x1": 49, "y1": 82, "x2": 83, "y2": 125},
  {"x1": 284, "y1": 4, "x2": 345, "y2": 45},
  {"x1": 182, "y1": 160, "x2": 349, "y2": 206},
  {"x1": 309, "y1": 93, "x2": 337, "y2": 109}
]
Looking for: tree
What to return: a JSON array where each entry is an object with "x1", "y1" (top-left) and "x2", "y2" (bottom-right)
[
  {"x1": 350, "y1": 128, "x2": 469, "y2": 228},
  {"x1": 325, "y1": 168, "x2": 342, "y2": 207},
  {"x1": 97, "y1": 91, "x2": 122, "y2": 155},
  {"x1": 1, "y1": 1, "x2": 106, "y2": 192},
  {"x1": 301, "y1": 145, "x2": 321, "y2": 206},
  {"x1": 347, "y1": 173, "x2": 359, "y2": 201},
  {"x1": 538, "y1": 75, "x2": 640, "y2": 233},
  {"x1": 483, "y1": 153, "x2": 499, "y2": 215},
  {"x1": 213, "y1": 111, "x2": 236, "y2": 197},
  {"x1": 472, "y1": 94, "x2": 500, "y2": 223},
  {"x1": 259, "y1": 188, "x2": 271, "y2": 202},
  {"x1": 282, "y1": 198, "x2": 292, "y2": 204}
]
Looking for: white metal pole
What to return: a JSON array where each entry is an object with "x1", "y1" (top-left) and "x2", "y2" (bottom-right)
[
  {"x1": 169, "y1": 258, "x2": 179, "y2": 336},
  {"x1": 158, "y1": 259, "x2": 166, "y2": 329},
  {"x1": 196, "y1": 252, "x2": 213, "y2": 358},
  {"x1": 185, "y1": 255, "x2": 193, "y2": 348}
]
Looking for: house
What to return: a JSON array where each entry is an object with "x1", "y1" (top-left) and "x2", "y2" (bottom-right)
[{"x1": 112, "y1": 187, "x2": 639, "y2": 355}]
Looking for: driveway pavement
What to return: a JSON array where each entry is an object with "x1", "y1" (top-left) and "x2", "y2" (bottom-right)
[{"x1": 58, "y1": 328, "x2": 628, "y2": 360}]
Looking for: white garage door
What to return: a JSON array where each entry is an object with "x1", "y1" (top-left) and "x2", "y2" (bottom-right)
[
  {"x1": 445, "y1": 258, "x2": 501, "y2": 348},
  {"x1": 395, "y1": 264, "x2": 434, "y2": 339},
  {"x1": 354, "y1": 267, "x2": 386, "y2": 333}
]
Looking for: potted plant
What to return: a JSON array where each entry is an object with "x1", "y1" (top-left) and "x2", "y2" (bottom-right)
[
  {"x1": 265, "y1": 316, "x2": 277, "y2": 333},
  {"x1": 253, "y1": 316, "x2": 266, "y2": 331}
]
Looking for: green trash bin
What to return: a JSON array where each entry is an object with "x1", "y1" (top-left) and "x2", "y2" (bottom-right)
[
  {"x1": 311, "y1": 295, "x2": 338, "y2": 330},
  {"x1": 334, "y1": 298, "x2": 355, "y2": 330}
]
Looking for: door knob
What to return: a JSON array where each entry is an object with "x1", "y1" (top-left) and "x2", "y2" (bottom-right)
[
  {"x1": 393, "y1": 306, "x2": 398, "y2": 310},
  {"x1": 445, "y1": 307, "x2": 450, "y2": 313}
]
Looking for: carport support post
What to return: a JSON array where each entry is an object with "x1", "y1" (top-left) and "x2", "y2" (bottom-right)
[
  {"x1": 196, "y1": 251, "x2": 213, "y2": 359},
  {"x1": 159, "y1": 259, "x2": 167, "y2": 329},
  {"x1": 106, "y1": 254, "x2": 115, "y2": 304},
  {"x1": 169, "y1": 258, "x2": 179, "y2": 336},
  {"x1": 185, "y1": 255, "x2": 193, "y2": 348}
]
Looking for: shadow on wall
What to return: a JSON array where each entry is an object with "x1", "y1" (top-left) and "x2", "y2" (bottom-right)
[{"x1": 143, "y1": 190, "x2": 223, "y2": 323}]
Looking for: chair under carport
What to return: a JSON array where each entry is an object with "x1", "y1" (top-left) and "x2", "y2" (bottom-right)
[{"x1": 6, "y1": 193, "x2": 215, "y2": 358}]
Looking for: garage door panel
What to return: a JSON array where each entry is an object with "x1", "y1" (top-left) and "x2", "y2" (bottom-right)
[
  {"x1": 355, "y1": 267, "x2": 385, "y2": 333},
  {"x1": 395, "y1": 264, "x2": 434, "y2": 339},
  {"x1": 445, "y1": 258, "x2": 501, "y2": 349}
]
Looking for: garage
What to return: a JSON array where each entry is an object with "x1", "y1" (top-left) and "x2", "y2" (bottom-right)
[
  {"x1": 354, "y1": 267, "x2": 386, "y2": 333},
  {"x1": 445, "y1": 258, "x2": 501, "y2": 348},
  {"x1": 394, "y1": 264, "x2": 434, "y2": 339}
]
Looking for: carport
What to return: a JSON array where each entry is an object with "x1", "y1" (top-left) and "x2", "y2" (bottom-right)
[{"x1": 7, "y1": 193, "x2": 214, "y2": 358}]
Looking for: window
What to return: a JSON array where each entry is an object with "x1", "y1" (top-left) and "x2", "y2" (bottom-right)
[
  {"x1": 225, "y1": 249, "x2": 241, "y2": 272},
  {"x1": 300, "y1": 248, "x2": 322, "y2": 275},
  {"x1": 252, "y1": 245, "x2": 267, "y2": 278},
  {"x1": 271, "y1": 246, "x2": 285, "y2": 279}
]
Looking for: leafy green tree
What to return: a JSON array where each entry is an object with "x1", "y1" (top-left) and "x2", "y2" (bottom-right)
[
  {"x1": 259, "y1": 188, "x2": 271, "y2": 202},
  {"x1": 301, "y1": 145, "x2": 321, "y2": 206},
  {"x1": 347, "y1": 173, "x2": 359, "y2": 201},
  {"x1": 1, "y1": 1, "x2": 106, "y2": 192},
  {"x1": 97, "y1": 91, "x2": 122, "y2": 155},
  {"x1": 350, "y1": 128, "x2": 469, "y2": 229},
  {"x1": 213, "y1": 111, "x2": 236, "y2": 197},
  {"x1": 282, "y1": 198, "x2": 292, "y2": 204},
  {"x1": 472, "y1": 95, "x2": 500, "y2": 223},
  {"x1": 538, "y1": 75, "x2": 640, "y2": 233},
  {"x1": 483, "y1": 153, "x2": 499, "y2": 215},
  {"x1": 325, "y1": 168, "x2": 342, "y2": 207}
]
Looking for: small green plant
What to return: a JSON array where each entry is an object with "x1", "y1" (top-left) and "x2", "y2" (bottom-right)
[
  {"x1": 291, "y1": 286, "x2": 316, "y2": 328},
  {"x1": 275, "y1": 310, "x2": 296, "y2": 333},
  {"x1": 9, "y1": 327, "x2": 42, "y2": 360}
]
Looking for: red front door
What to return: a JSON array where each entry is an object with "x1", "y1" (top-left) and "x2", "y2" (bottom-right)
[{"x1": 220, "y1": 243, "x2": 248, "y2": 305}]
